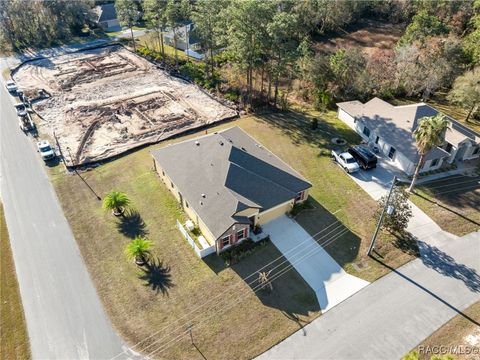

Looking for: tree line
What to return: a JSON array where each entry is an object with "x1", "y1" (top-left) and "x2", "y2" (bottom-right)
[
  {"x1": 0, "y1": 0, "x2": 96, "y2": 50},
  {"x1": 124, "y1": 0, "x2": 479, "y2": 118},
  {"x1": 1, "y1": 0, "x2": 478, "y2": 119}
]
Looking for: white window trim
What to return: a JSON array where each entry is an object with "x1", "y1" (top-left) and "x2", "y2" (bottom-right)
[{"x1": 221, "y1": 235, "x2": 230, "y2": 248}]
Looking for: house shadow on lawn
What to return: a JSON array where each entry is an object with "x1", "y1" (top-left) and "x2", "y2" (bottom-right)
[
  {"x1": 259, "y1": 110, "x2": 361, "y2": 149},
  {"x1": 231, "y1": 243, "x2": 320, "y2": 317},
  {"x1": 138, "y1": 257, "x2": 174, "y2": 295},
  {"x1": 294, "y1": 197, "x2": 361, "y2": 268},
  {"x1": 116, "y1": 210, "x2": 148, "y2": 238}
]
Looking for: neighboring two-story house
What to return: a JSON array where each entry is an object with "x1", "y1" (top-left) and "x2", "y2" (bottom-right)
[
  {"x1": 337, "y1": 97, "x2": 480, "y2": 176},
  {"x1": 151, "y1": 126, "x2": 311, "y2": 254}
]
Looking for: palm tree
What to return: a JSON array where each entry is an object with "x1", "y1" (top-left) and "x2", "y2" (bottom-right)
[
  {"x1": 125, "y1": 236, "x2": 154, "y2": 266},
  {"x1": 103, "y1": 191, "x2": 130, "y2": 216},
  {"x1": 407, "y1": 114, "x2": 449, "y2": 192}
]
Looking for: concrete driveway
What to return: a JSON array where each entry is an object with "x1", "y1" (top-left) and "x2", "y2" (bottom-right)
[
  {"x1": 262, "y1": 216, "x2": 369, "y2": 312},
  {"x1": 348, "y1": 154, "x2": 402, "y2": 200},
  {"x1": 348, "y1": 156, "x2": 459, "y2": 249}
]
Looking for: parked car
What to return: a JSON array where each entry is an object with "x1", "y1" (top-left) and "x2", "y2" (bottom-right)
[
  {"x1": 37, "y1": 140, "x2": 56, "y2": 161},
  {"x1": 331, "y1": 149, "x2": 360, "y2": 173},
  {"x1": 5, "y1": 80, "x2": 17, "y2": 93},
  {"x1": 19, "y1": 114, "x2": 35, "y2": 133},
  {"x1": 348, "y1": 145, "x2": 377, "y2": 170},
  {"x1": 14, "y1": 103, "x2": 28, "y2": 117}
]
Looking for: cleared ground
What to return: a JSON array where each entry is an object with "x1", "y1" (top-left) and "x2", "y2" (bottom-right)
[
  {"x1": 409, "y1": 174, "x2": 480, "y2": 237},
  {"x1": 0, "y1": 203, "x2": 31, "y2": 360},
  {"x1": 13, "y1": 45, "x2": 236, "y2": 166},
  {"x1": 313, "y1": 19, "x2": 404, "y2": 56},
  {"x1": 410, "y1": 301, "x2": 480, "y2": 360},
  {"x1": 47, "y1": 109, "x2": 417, "y2": 359}
]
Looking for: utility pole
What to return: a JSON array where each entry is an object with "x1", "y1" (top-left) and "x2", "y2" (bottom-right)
[
  {"x1": 367, "y1": 176, "x2": 397, "y2": 256},
  {"x1": 187, "y1": 324, "x2": 193, "y2": 345}
]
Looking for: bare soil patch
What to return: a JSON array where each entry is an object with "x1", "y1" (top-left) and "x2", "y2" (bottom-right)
[{"x1": 13, "y1": 45, "x2": 237, "y2": 166}]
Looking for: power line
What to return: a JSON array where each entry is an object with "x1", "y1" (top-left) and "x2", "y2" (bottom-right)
[
  {"x1": 109, "y1": 218, "x2": 346, "y2": 359},
  {"x1": 144, "y1": 227, "x2": 351, "y2": 359},
  {"x1": 134, "y1": 224, "x2": 347, "y2": 357}
]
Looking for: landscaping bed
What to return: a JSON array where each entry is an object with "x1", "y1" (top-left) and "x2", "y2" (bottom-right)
[{"x1": 48, "y1": 109, "x2": 418, "y2": 359}]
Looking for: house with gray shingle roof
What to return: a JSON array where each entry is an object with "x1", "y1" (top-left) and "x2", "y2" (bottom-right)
[
  {"x1": 96, "y1": 3, "x2": 121, "y2": 32},
  {"x1": 151, "y1": 126, "x2": 311, "y2": 254},
  {"x1": 337, "y1": 97, "x2": 480, "y2": 176}
]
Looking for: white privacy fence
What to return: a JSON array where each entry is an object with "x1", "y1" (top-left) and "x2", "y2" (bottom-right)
[{"x1": 176, "y1": 220, "x2": 216, "y2": 258}]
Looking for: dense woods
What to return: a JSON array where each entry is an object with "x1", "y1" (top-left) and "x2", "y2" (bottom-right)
[{"x1": 1, "y1": 0, "x2": 479, "y2": 119}]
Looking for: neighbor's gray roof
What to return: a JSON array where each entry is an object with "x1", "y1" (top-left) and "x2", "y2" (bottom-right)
[
  {"x1": 97, "y1": 3, "x2": 117, "y2": 23},
  {"x1": 337, "y1": 97, "x2": 480, "y2": 162},
  {"x1": 151, "y1": 126, "x2": 311, "y2": 239}
]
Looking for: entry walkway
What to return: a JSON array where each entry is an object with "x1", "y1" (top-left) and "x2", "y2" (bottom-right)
[{"x1": 262, "y1": 216, "x2": 369, "y2": 312}]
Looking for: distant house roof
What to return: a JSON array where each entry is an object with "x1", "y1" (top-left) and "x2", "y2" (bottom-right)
[
  {"x1": 97, "y1": 3, "x2": 117, "y2": 23},
  {"x1": 337, "y1": 97, "x2": 480, "y2": 163},
  {"x1": 151, "y1": 127, "x2": 311, "y2": 239},
  {"x1": 164, "y1": 22, "x2": 201, "y2": 45}
]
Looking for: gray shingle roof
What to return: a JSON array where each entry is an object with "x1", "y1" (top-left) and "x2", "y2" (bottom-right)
[
  {"x1": 97, "y1": 3, "x2": 117, "y2": 22},
  {"x1": 151, "y1": 126, "x2": 311, "y2": 239},
  {"x1": 337, "y1": 98, "x2": 479, "y2": 163}
]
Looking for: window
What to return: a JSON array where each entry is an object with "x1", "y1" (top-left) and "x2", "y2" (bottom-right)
[
  {"x1": 185, "y1": 201, "x2": 189, "y2": 208},
  {"x1": 473, "y1": 146, "x2": 480, "y2": 156},
  {"x1": 388, "y1": 147, "x2": 396, "y2": 159},
  {"x1": 162, "y1": 170, "x2": 165, "y2": 176},
  {"x1": 375, "y1": 136, "x2": 380, "y2": 144},
  {"x1": 170, "y1": 181, "x2": 174, "y2": 189},
  {"x1": 445, "y1": 143, "x2": 453, "y2": 153},
  {"x1": 431, "y1": 158, "x2": 439, "y2": 167},
  {"x1": 236, "y1": 229, "x2": 245, "y2": 241},
  {"x1": 221, "y1": 235, "x2": 230, "y2": 248},
  {"x1": 295, "y1": 191, "x2": 304, "y2": 202},
  {"x1": 363, "y1": 126, "x2": 371, "y2": 137}
]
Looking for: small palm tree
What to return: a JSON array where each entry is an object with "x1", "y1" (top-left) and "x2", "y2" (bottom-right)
[
  {"x1": 408, "y1": 114, "x2": 449, "y2": 192},
  {"x1": 125, "y1": 236, "x2": 153, "y2": 266},
  {"x1": 103, "y1": 191, "x2": 130, "y2": 216}
]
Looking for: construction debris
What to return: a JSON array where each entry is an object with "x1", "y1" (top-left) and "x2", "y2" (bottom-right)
[{"x1": 13, "y1": 45, "x2": 237, "y2": 166}]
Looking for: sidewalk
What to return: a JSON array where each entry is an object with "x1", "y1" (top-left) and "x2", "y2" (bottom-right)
[
  {"x1": 257, "y1": 158, "x2": 480, "y2": 359},
  {"x1": 257, "y1": 230, "x2": 480, "y2": 360}
]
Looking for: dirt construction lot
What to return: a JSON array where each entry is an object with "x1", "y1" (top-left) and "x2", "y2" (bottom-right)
[{"x1": 13, "y1": 45, "x2": 237, "y2": 166}]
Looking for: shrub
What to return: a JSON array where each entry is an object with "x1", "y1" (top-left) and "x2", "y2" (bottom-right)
[{"x1": 220, "y1": 237, "x2": 270, "y2": 265}]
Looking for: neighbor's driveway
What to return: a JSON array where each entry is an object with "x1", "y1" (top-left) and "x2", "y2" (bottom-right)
[
  {"x1": 257, "y1": 230, "x2": 480, "y2": 360},
  {"x1": 348, "y1": 156, "x2": 459, "y2": 249},
  {"x1": 262, "y1": 216, "x2": 369, "y2": 312}
]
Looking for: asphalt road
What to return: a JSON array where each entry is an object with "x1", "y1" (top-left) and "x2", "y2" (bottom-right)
[
  {"x1": 0, "y1": 85, "x2": 135, "y2": 358},
  {"x1": 257, "y1": 230, "x2": 480, "y2": 360}
]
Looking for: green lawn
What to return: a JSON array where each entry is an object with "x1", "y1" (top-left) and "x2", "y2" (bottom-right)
[
  {"x1": 137, "y1": 32, "x2": 193, "y2": 61},
  {"x1": 408, "y1": 174, "x2": 480, "y2": 237},
  {"x1": 48, "y1": 110, "x2": 417, "y2": 359},
  {"x1": 406, "y1": 301, "x2": 480, "y2": 360},
  {"x1": 0, "y1": 203, "x2": 31, "y2": 360}
]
